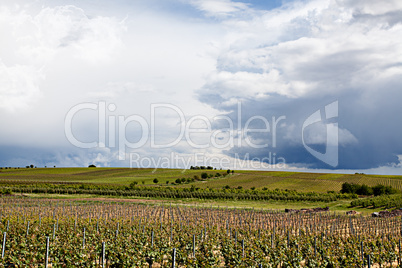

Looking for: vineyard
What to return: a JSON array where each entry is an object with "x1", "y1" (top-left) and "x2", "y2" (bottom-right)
[
  {"x1": 1, "y1": 196, "x2": 402, "y2": 267},
  {"x1": 2, "y1": 168, "x2": 402, "y2": 193}
]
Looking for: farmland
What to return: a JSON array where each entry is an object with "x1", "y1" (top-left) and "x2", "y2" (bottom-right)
[
  {"x1": 2, "y1": 167, "x2": 402, "y2": 213},
  {"x1": 1, "y1": 167, "x2": 402, "y2": 193},
  {"x1": 1, "y1": 168, "x2": 402, "y2": 266},
  {"x1": 1, "y1": 196, "x2": 402, "y2": 267}
]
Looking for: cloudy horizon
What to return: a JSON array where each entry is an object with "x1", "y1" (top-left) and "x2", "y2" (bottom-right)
[{"x1": 1, "y1": 0, "x2": 402, "y2": 175}]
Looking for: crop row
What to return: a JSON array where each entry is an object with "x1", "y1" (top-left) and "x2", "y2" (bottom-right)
[
  {"x1": 0, "y1": 196, "x2": 401, "y2": 267},
  {"x1": 0, "y1": 184, "x2": 356, "y2": 202}
]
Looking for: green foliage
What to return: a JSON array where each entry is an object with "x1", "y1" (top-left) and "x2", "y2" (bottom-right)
[
  {"x1": 350, "y1": 194, "x2": 402, "y2": 208},
  {"x1": 0, "y1": 196, "x2": 400, "y2": 267},
  {"x1": 341, "y1": 182, "x2": 395, "y2": 196},
  {"x1": 372, "y1": 184, "x2": 396, "y2": 196},
  {"x1": 0, "y1": 188, "x2": 12, "y2": 194},
  {"x1": 153, "y1": 178, "x2": 159, "y2": 184},
  {"x1": 129, "y1": 181, "x2": 138, "y2": 188}
]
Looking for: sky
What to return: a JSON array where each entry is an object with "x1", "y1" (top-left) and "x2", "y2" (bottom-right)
[{"x1": 1, "y1": 0, "x2": 402, "y2": 174}]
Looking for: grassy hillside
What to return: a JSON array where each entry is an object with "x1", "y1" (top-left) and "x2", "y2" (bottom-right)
[{"x1": 1, "y1": 167, "x2": 402, "y2": 193}]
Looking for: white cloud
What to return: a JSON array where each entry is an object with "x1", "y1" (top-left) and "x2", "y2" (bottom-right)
[
  {"x1": 0, "y1": 61, "x2": 43, "y2": 112},
  {"x1": 198, "y1": 0, "x2": 402, "y2": 101},
  {"x1": 303, "y1": 122, "x2": 358, "y2": 145},
  {"x1": 190, "y1": 0, "x2": 249, "y2": 18},
  {"x1": 0, "y1": 4, "x2": 126, "y2": 112}
]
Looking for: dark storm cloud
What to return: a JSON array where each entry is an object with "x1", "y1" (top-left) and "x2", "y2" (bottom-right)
[{"x1": 196, "y1": 0, "x2": 402, "y2": 170}]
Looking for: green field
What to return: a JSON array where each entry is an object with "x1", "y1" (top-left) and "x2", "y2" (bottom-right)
[{"x1": 1, "y1": 167, "x2": 402, "y2": 192}]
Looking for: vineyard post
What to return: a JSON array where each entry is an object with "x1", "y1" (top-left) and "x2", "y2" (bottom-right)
[
  {"x1": 399, "y1": 239, "x2": 401, "y2": 266},
  {"x1": 151, "y1": 230, "x2": 154, "y2": 248},
  {"x1": 367, "y1": 254, "x2": 371, "y2": 268},
  {"x1": 1, "y1": 232, "x2": 6, "y2": 258},
  {"x1": 360, "y1": 241, "x2": 363, "y2": 265},
  {"x1": 82, "y1": 227, "x2": 86, "y2": 249},
  {"x1": 314, "y1": 236, "x2": 317, "y2": 257},
  {"x1": 6, "y1": 220, "x2": 9, "y2": 232},
  {"x1": 102, "y1": 242, "x2": 105, "y2": 268},
  {"x1": 192, "y1": 234, "x2": 195, "y2": 258},
  {"x1": 242, "y1": 239, "x2": 245, "y2": 259},
  {"x1": 172, "y1": 248, "x2": 176, "y2": 268},
  {"x1": 45, "y1": 236, "x2": 49, "y2": 267},
  {"x1": 26, "y1": 221, "x2": 30, "y2": 237},
  {"x1": 52, "y1": 224, "x2": 56, "y2": 240}
]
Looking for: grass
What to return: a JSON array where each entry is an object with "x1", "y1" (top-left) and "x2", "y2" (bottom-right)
[
  {"x1": 2, "y1": 167, "x2": 402, "y2": 193},
  {"x1": 3, "y1": 167, "x2": 400, "y2": 214},
  {"x1": 21, "y1": 192, "x2": 377, "y2": 215}
]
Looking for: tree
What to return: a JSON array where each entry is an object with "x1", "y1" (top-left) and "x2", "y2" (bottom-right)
[
  {"x1": 30, "y1": 164, "x2": 34, "y2": 168},
  {"x1": 341, "y1": 182, "x2": 356, "y2": 194},
  {"x1": 201, "y1": 172, "x2": 208, "y2": 179},
  {"x1": 153, "y1": 178, "x2": 159, "y2": 184},
  {"x1": 372, "y1": 184, "x2": 384, "y2": 196},
  {"x1": 227, "y1": 169, "x2": 231, "y2": 174},
  {"x1": 88, "y1": 164, "x2": 96, "y2": 168},
  {"x1": 129, "y1": 181, "x2": 138, "y2": 188},
  {"x1": 356, "y1": 184, "x2": 372, "y2": 195}
]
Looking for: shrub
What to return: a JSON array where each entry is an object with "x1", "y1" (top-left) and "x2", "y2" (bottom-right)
[{"x1": 129, "y1": 181, "x2": 138, "y2": 188}]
